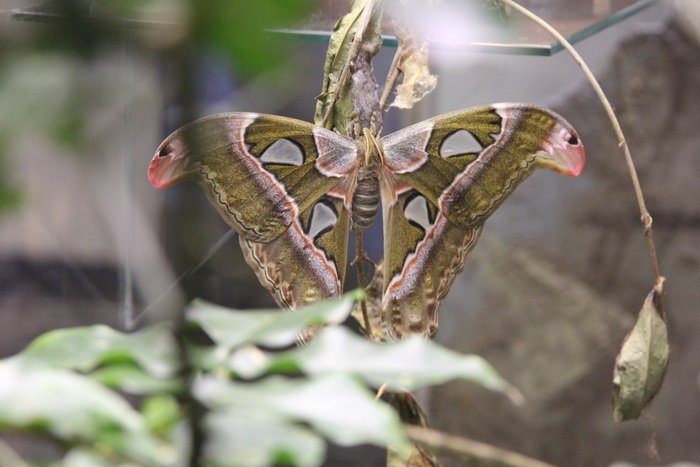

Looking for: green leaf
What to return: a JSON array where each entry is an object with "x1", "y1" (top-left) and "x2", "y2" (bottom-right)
[
  {"x1": 194, "y1": 374, "x2": 409, "y2": 453},
  {"x1": 192, "y1": 0, "x2": 310, "y2": 74},
  {"x1": 61, "y1": 448, "x2": 126, "y2": 467},
  {"x1": 186, "y1": 343, "x2": 223, "y2": 372},
  {"x1": 19, "y1": 324, "x2": 178, "y2": 378},
  {"x1": 230, "y1": 326, "x2": 512, "y2": 394},
  {"x1": 204, "y1": 408, "x2": 325, "y2": 467},
  {"x1": 141, "y1": 395, "x2": 182, "y2": 437},
  {"x1": 613, "y1": 286, "x2": 669, "y2": 421},
  {"x1": 0, "y1": 185, "x2": 21, "y2": 213},
  {"x1": 0, "y1": 359, "x2": 178, "y2": 465},
  {"x1": 90, "y1": 364, "x2": 182, "y2": 395},
  {"x1": 313, "y1": 0, "x2": 383, "y2": 129},
  {"x1": 187, "y1": 290, "x2": 361, "y2": 349}
]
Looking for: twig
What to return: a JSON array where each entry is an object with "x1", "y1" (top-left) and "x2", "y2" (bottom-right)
[
  {"x1": 499, "y1": 0, "x2": 664, "y2": 287},
  {"x1": 376, "y1": 382, "x2": 388, "y2": 400},
  {"x1": 379, "y1": 43, "x2": 402, "y2": 111},
  {"x1": 0, "y1": 439, "x2": 30, "y2": 467},
  {"x1": 404, "y1": 425, "x2": 555, "y2": 467}
]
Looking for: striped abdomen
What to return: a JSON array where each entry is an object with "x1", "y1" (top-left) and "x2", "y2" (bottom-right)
[{"x1": 351, "y1": 162, "x2": 380, "y2": 230}]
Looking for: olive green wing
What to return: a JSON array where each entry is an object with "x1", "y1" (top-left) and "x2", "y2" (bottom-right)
[
  {"x1": 148, "y1": 112, "x2": 360, "y2": 309},
  {"x1": 378, "y1": 104, "x2": 585, "y2": 338}
]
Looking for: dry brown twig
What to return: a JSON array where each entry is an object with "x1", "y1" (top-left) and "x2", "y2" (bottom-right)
[
  {"x1": 499, "y1": 0, "x2": 664, "y2": 289},
  {"x1": 404, "y1": 425, "x2": 555, "y2": 467},
  {"x1": 501, "y1": 0, "x2": 669, "y2": 425},
  {"x1": 0, "y1": 439, "x2": 30, "y2": 467}
]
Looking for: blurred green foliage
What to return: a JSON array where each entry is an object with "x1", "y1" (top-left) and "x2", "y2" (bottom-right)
[
  {"x1": 0, "y1": 0, "x2": 312, "y2": 216},
  {"x1": 192, "y1": 0, "x2": 312, "y2": 74},
  {"x1": 12, "y1": 0, "x2": 312, "y2": 70},
  {"x1": 0, "y1": 292, "x2": 510, "y2": 466},
  {"x1": 0, "y1": 163, "x2": 20, "y2": 213}
]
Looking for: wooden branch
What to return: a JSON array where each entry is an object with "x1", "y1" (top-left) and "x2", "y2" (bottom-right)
[
  {"x1": 379, "y1": 42, "x2": 402, "y2": 112},
  {"x1": 0, "y1": 439, "x2": 30, "y2": 467},
  {"x1": 404, "y1": 425, "x2": 555, "y2": 467}
]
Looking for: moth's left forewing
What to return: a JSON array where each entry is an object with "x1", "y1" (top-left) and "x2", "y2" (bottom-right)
[
  {"x1": 433, "y1": 104, "x2": 585, "y2": 228},
  {"x1": 150, "y1": 113, "x2": 360, "y2": 313}
]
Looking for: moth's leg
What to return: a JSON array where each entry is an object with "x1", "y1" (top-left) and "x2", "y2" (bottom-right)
[
  {"x1": 351, "y1": 115, "x2": 363, "y2": 139},
  {"x1": 351, "y1": 231, "x2": 377, "y2": 270}
]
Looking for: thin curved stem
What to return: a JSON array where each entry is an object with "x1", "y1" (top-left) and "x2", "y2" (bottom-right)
[
  {"x1": 499, "y1": 0, "x2": 663, "y2": 287},
  {"x1": 379, "y1": 44, "x2": 402, "y2": 112}
]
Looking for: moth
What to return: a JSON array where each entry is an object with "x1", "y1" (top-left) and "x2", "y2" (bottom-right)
[{"x1": 148, "y1": 104, "x2": 584, "y2": 339}]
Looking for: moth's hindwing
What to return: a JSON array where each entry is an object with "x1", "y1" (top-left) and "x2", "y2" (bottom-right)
[
  {"x1": 240, "y1": 193, "x2": 350, "y2": 309},
  {"x1": 380, "y1": 186, "x2": 483, "y2": 339}
]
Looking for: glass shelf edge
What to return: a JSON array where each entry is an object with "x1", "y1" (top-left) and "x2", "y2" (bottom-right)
[
  {"x1": 269, "y1": 0, "x2": 657, "y2": 57},
  {"x1": 2, "y1": 0, "x2": 657, "y2": 56}
]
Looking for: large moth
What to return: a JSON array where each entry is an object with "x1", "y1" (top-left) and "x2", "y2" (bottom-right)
[{"x1": 148, "y1": 104, "x2": 584, "y2": 339}]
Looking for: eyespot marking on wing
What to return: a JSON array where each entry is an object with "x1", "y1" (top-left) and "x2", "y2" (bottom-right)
[
  {"x1": 307, "y1": 201, "x2": 338, "y2": 239},
  {"x1": 404, "y1": 194, "x2": 433, "y2": 232},
  {"x1": 439, "y1": 129, "x2": 483, "y2": 158},
  {"x1": 259, "y1": 138, "x2": 304, "y2": 166}
]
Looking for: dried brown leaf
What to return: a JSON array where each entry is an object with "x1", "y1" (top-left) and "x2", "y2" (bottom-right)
[
  {"x1": 390, "y1": 21, "x2": 438, "y2": 109},
  {"x1": 612, "y1": 285, "x2": 669, "y2": 421}
]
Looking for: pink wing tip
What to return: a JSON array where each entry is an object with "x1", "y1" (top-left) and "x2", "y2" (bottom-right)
[
  {"x1": 545, "y1": 123, "x2": 586, "y2": 177},
  {"x1": 147, "y1": 152, "x2": 171, "y2": 189},
  {"x1": 148, "y1": 138, "x2": 189, "y2": 189},
  {"x1": 565, "y1": 143, "x2": 585, "y2": 177}
]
